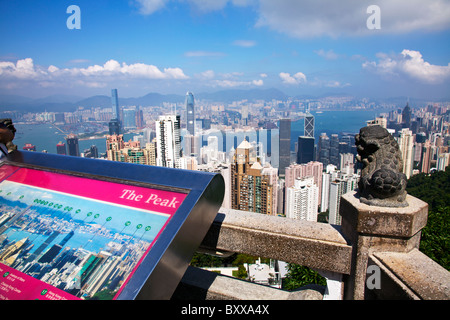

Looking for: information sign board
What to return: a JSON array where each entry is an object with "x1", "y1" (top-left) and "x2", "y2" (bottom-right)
[{"x1": 0, "y1": 151, "x2": 224, "y2": 300}]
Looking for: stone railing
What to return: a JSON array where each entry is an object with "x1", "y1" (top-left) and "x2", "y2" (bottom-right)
[{"x1": 172, "y1": 192, "x2": 450, "y2": 300}]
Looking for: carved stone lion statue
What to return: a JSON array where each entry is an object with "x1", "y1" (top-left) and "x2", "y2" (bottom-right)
[{"x1": 355, "y1": 125, "x2": 408, "y2": 207}]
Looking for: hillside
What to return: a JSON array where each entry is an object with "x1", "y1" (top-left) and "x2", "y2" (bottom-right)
[{"x1": 407, "y1": 167, "x2": 450, "y2": 270}]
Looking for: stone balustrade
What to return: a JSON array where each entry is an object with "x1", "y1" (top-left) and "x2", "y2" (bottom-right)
[{"x1": 172, "y1": 193, "x2": 450, "y2": 300}]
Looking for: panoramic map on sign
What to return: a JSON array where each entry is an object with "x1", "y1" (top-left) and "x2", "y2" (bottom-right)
[{"x1": 0, "y1": 164, "x2": 187, "y2": 300}]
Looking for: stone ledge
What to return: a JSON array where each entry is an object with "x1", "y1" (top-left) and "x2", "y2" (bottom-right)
[
  {"x1": 371, "y1": 249, "x2": 450, "y2": 300},
  {"x1": 200, "y1": 208, "x2": 352, "y2": 274},
  {"x1": 172, "y1": 266, "x2": 325, "y2": 300},
  {"x1": 340, "y1": 192, "x2": 428, "y2": 238}
]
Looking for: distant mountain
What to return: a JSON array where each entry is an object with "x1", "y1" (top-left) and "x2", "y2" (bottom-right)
[
  {"x1": 0, "y1": 88, "x2": 290, "y2": 113},
  {"x1": 197, "y1": 88, "x2": 288, "y2": 102}
]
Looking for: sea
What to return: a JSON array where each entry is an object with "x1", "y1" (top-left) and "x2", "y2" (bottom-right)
[{"x1": 11, "y1": 109, "x2": 388, "y2": 154}]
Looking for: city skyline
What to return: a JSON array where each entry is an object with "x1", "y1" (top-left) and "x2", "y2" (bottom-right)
[{"x1": 0, "y1": 1, "x2": 449, "y2": 100}]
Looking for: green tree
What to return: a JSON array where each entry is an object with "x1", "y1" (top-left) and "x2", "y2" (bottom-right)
[
  {"x1": 282, "y1": 264, "x2": 326, "y2": 290},
  {"x1": 407, "y1": 167, "x2": 450, "y2": 270}
]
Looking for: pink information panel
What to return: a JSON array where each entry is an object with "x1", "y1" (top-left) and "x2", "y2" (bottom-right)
[{"x1": 0, "y1": 164, "x2": 187, "y2": 300}]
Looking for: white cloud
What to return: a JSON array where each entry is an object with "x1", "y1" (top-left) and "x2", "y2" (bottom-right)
[
  {"x1": 279, "y1": 72, "x2": 306, "y2": 85},
  {"x1": 252, "y1": 79, "x2": 264, "y2": 86},
  {"x1": 213, "y1": 79, "x2": 263, "y2": 87},
  {"x1": 315, "y1": 49, "x2": 339, "y2": 60},
  {"x1": 0, "y1": 58, "x2": 41, "y2": 79},
  {"x1": 233, "y1": 40, "x2": 257, "y2": 47},
  {"x1": 0, "y1": 58, "x2": 189, "y2": 89},
  {"x1": 363, "y1": 49, "x2": 450, "y2": 84},
  {"x1": 187, "y1": 0, "x2": 229, "y2": 12},
  {"x1": 255, "y1": 0, "x2": 450, "y2": 38},
  {"x1": 135, "y1": 0, "x2": 168, "y2": 15}
]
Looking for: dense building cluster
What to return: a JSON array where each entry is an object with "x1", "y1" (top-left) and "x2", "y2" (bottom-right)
[{"x1": 5, "y1": 90, "x2": 450, "y2": 225}]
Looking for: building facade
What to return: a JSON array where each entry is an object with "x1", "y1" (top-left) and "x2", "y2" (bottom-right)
[
  {"x1": 156, "y1": 115, "x2": 182, "y2": 168},
  {"x1": 231, "y1": 140, "x2": 278, "y2": 215}
]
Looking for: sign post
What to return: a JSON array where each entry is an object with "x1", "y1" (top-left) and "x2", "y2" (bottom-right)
[{"x1": 0, "y1": 151, "x2": 224, "y2": 300}]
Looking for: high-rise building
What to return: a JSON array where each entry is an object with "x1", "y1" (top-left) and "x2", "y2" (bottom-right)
[
  {"x1": 328, "y1": 171, "x2": 359, "y2": 225},
  {"x1": 122, "y1": 107, "x2": 137, "y2": 130},
  {"x1": 329, "y1": 134, "x2": 340, "y2": 166},
  {"x1": 156, "y1": 115, "x2": 182, "y2": 168},
  {"x1": 66, "y1": 134, "x2": 80, "y2": 157},
  {"x1": 421, "y1": 140, "x2": 432, "y2": 174},
  {"x1": 318, "y1": 133, "x2": 330, "y2": 165},
  {"x1": 111, "y1": 89, "x2": 120, "y2": 121},
  {"x1": 279, "y1": 119, "x2": 291, "y2": 176},
  {"x1": 108, "y1": 119, "x2": 121, "y2": 135},
  {"x1": 285, "y1": 177, "x2": 318, "y2": 222},
  {"x1": 284, "y1": 161, "x2": 323, "y2": 208},
  {"x1": 402, "y1": 102, "x2": 412, "y2": 128},
  {"x1": 231, "y1": 140, "x2": 278, "y2": 215},
  {"x1": 398, "y1": 128, "x2": 414, "y2": 179},
  {"x1": 109, "y1": 89, "x2": 121, "y2": 134},
  {"x1": 297, "y1": 136, "x2": 315, "y2": 164},
  {"x1": 186, "y1": 92, "x2": 195, "y2": 136},
  {"x1": 304, "y1": 112, "x2": 315, "y2": 138},
  {"x1": 56, "y1": 141, "x2": 66, "y2": 155}
]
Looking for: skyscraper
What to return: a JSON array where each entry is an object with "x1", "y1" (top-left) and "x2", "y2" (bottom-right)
[
  {"x1": 231, "y1": 140, "x2": 278, "y2": 215},
  {"x1": 285, "y1": 177, "x2": 319, "y2": 222},
  {"x1": 304, "y1": 112, "x2": 315, "y2": 138},
  {"x1": 279, "y1": 119, "x2": 291, "y2": 176},
  {"x1": 284, "y1": 161, "x2": 323, "y2": 209},
  {"x1": 186, "y1": 92, "x2": 195, "y2": 135},
  {"x1": 297, "y1": 136, "x2": 315, "y2": 164},
  {"x1": 402, "y1": 102, "x2": 412, "y2": 128},
  {"x1": 398, "y1": 128, "x2": 414, "y2": 179},
  {"x1": 156, "y1": 115, "x2": 182, "y2": 168},
  {"x1": 329, "y1": 134, "x2": 340, "y2": 166},
  {"x1": 318, "y1": 133, "x2": 330, "y2": 165},
  {"x1": 109, "y1": 89, "x2": 121, "y2": 134},
  {"x1": 66, "y1": 134, "x2": 80, "y2": 157},
  {"x1": 111, "y1": 89, "x2": 120, "y2": 121}
]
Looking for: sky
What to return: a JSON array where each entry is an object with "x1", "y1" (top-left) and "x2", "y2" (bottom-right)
[{"x1": 0, "y1": 0, "x2": 449, "y2": 100}]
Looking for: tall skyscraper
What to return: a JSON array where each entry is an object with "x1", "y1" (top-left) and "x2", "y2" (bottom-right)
[
  {"x1": 156, "y1": 115, "x2": 182, "y2": 168},
  {"x1": 329, "y1": 134, "x2": 340, "y2": 166},
  {"x1": 186, "y1": 92, "x2": 195, "y2": 135},
  {"x1": 111, "y1": 89, "x2": 120, "y2": 121},
  {"x1": 284, "y1": 161, "x2": 323, "y2": 208},
  {"x1": 297, "y1": 136, "x2": 315, "y2": 164},
  {"x1": 279, "y1": 119, "x2": 291, "y2": 176},
  {"x1": 328, "y1": 171, "x2": 359, "y2": 225},
  {"x1": 122, "y1": 107, "x2": 137, "y2": 130},
  {"x1": 66, "y1": 134, "x2": 80, "y2": 157},
  {"x1": 109, "y1": 89, "x2": 121, "y2": 134},
  {"x1": 318, "y1": 133, "x2": 330, "y2": 165},
  {"x1": 285, "y1": 177, "x2": 319, "y2": 222},
  {"x1": 402, "y1": 102, "x2": 412, "y2": 128},
  {"x1": 398, "y1": 128, "x2": 414, "y2": 179},
  {"x1": 304, "y1": 112, "x2": 315, "y2": 138},
  {"x1": 231, "y1": 140, "x2": 278, "y2": 215}
]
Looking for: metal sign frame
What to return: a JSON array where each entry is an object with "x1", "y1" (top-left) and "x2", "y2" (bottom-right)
[{"x1": 0, "y1": 151, "x2": 224, "y2": 300}]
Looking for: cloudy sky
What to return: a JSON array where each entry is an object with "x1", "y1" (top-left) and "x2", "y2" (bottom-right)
[{"x1": 0, "y1": 0, "x2": 449, "y2": 99}]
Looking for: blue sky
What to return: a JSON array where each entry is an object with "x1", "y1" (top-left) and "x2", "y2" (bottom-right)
[{"x1": 0, "y1": 0, "x2": 449, "y2": 99}]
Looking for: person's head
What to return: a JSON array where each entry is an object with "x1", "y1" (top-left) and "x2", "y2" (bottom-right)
[{"x1": 0, "y1": 118, "x2": 16, "y2": 145}]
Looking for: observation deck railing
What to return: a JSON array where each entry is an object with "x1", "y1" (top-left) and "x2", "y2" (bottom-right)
[{"x1": 172, "y1": 192, "x2": 450, "y2": 300}]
